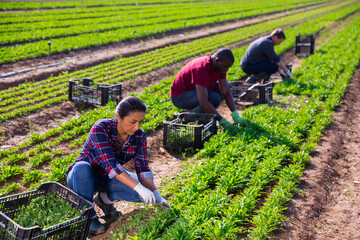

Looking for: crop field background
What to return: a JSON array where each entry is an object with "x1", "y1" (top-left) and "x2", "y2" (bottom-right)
[{"x1": 1, "y1": 0, "x2": 360, "y2": 239}]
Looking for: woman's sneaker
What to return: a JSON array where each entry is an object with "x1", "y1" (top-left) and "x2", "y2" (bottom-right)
[{"x1": 94, "y1": 193, "x2": 122, "y2": 222}]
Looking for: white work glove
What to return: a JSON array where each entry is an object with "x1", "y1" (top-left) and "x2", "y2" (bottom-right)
[
  {"x1": 134, "y1": 183, "x2": 156, "y2": 205},
  {"x1": 153, "y1": 190, "x2": 170, "y2": 210},
  {"x1": 285, "y1": 70, "x2": 292, "y2": 79},
  {"x1": 279, "y1": 69, "x2": 286, "y2": 78}
]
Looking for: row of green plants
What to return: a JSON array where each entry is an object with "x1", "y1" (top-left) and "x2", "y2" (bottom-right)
[
  {"x1": 1, "y1": 0, "x2": 349, "y2": 99},
  {"x1": 0, "y1": 0, "x2": 331, "y2": 63},
  {"x1": 1, "y1": 1, "x2": 261, "y2": 44},
  {"x1": 0, "y1": 0, "x2": 351, "y2": 163},
  {"x1": 1, "y1": 2, "x2": 221, "y2": 30},
  {"x1": 2, "y1": 0, "x2": 315, "y2": 27},
  {"x1": 0, "y1": 2, "x2": 357, "y2": 197},
  {"x1": 113, "y1": 12, "x2": 360, "y2": 239},
  {"x1": 0, "y1": 0, "x2": 355, "y2": 123},
  {"x1": 0, "y1": 0, "x2": 202, "y2": 11}
]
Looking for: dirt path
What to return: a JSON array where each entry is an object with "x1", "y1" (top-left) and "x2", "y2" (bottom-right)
[{"x1": 273, "y1": 65, "x2": 360, "y2": 240}]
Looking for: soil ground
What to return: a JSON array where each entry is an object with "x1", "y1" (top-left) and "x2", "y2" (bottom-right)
[
  {"x1": 1, "y1": 4, "x2": 360, "y2": 239},
  {"x1": 273, "y1": 66, "x2": 360, "y2": 240}
]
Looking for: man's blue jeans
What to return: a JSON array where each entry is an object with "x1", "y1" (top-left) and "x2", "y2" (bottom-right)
[
  {"x1": 67, "y1": 161, "x2": 142, "y2": 219},
  {"x1": 242, "y1": 61, "x2": 278, "y2": 75},
  {"x1": 171, "y1": 83, "x2": 223, "y2": 110}
]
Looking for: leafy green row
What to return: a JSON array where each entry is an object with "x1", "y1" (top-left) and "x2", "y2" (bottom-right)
[
  {"x1": 248, "y1": 20, "x2": 360, "y2": 234},
  {"x1": 0, "y1": 1, "x2": 351, "y2": 157},
  {"x1": 0, "y1": 0, "x2": 355, "y2": 124},
  {"x1": 1, "y1": 0, "x2": 351, "y2": 99},
  {"x1": 128, "y1": 101, "x2": 323, "y2": 238},
  {"x1": 127, "y1": 12, "x2": 360, "y2": 239},
  {"x1": 0, "y1": 2, "x2": 357, "y2": 196},
  {"x1": 1, "y1": 2, "x2": 208, "y2": 25},
  {"x1": 0, "y1": 0, "x2": 203, "y2": 11},
  {"x1": 0, "y1": 1, "x2": 257, "y2": 45},
  {"x1": 1, "y1": 0, "x2": 312, "y2": 35},
  {"x1": 0, "y1": 0, "x2": 331, "y2": 63}
]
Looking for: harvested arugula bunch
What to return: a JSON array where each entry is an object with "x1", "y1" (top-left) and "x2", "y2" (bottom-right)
[{"x1": 13, "y1": 193, "x2": 82, "y2": 228}]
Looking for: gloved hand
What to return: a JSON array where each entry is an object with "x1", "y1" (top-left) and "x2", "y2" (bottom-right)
[
  {"x1": 285, "y1": 70, "x2": 292, "y2": 79},
  {"x1": 279, "y1": 69, "x2": 287, "y2": 78},
  {"x1": 231, "y1": 111, "x2": 246, "y2": 125},
  {"x1": 219, "y1": 118, "x2": 232, "y2": 130},
  {"x1": 134, "y1": 183, "x2": 156, "y2": 205},
  {"x1": 153, "y1": 190, "x2": 170, "y2": 210}
]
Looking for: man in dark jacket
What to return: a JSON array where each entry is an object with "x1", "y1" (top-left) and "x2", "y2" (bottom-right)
[{"x1": 240, "y1": 28, "x2": 292, "y2": 83}]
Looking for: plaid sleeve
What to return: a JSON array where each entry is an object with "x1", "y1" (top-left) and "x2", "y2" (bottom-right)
[
  {"x1": 133, "y1": 132, "x2": 153, "y2": 181},
  {"x1": 90, "y1": 124, "x2": 125, "y2": 178}
]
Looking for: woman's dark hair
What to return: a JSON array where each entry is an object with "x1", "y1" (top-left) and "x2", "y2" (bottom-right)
[{"x1": 115, "y1": 96, "x2": 147, "y2": 118}]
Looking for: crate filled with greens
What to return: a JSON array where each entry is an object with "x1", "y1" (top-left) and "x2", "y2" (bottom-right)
[
  {"x1": 163, "y1": 113, "x2": 217, "y2": 150},
  {"x1": 69, "y1": 78, "x2": 122, "y2": 106},
  {"x1": 230, "y1": 81, "x2": 274, "y2": 104},
  {"x1": 0, "y1": 181, "x2": 93, "y2": 240}
]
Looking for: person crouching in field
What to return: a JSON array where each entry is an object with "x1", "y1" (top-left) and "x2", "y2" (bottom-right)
[
  {"x1": 66, "y1": 96, "x2": 169, "y2": 235},
  {"x1": 170, "y1": 48, "x2": 245, "y2": 130},
  {"x1": 240, "y1": 28, "x2": 292, "y2": 83}
]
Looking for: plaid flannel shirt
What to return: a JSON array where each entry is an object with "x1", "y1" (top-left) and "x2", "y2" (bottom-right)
[{"x1": 67, "y1": 118, "x2": 153, "y2": 181}]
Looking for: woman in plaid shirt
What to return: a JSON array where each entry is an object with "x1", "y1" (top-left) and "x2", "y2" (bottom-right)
[{"x1": 66, "y1": 96, "x2": 169, "y2": 235}]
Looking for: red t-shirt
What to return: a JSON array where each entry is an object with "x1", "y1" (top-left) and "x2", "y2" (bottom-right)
[{"x1": 170, "y1": 55, "x2": 226, "y2": 97}]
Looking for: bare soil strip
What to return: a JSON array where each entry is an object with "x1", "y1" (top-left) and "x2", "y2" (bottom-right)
[{"x1": 274, "y1": 65, "x2": 360, "y2": 240}]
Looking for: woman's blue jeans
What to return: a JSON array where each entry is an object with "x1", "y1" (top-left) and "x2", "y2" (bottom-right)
[{"x1": 67, "y1": 161, "x2": 142, "y2": 219}]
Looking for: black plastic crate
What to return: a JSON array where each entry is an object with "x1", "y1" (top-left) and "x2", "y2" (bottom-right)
[
  {"x1": 285, "y1": 63, "x2": 292, "y2": 73},
  {"x1": 230, "y1": 81, "x2": 274, "y2": 104},
  {"x1": 295, "y1": 34, "x2": 315, "y2": 57},
  {"x1": 0, "y1": 181, "x2": 93, "y2": 240},
  {"x1": 69, "y1": 78, "x2": 122, "y2": 106},
  {"x1": 163, "y1": 113, "x2": 217, "y2": 150}
]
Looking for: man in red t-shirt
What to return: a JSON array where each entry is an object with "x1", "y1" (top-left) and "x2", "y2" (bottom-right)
[{"x1": 170, "y1": 48, "x2": 245, "y2": 129}]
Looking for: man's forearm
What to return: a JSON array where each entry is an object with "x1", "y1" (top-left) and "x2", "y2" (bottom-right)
[
  {"x1": 200, "y1": 101, "x2": 223, "y2": 121},
  {"x1": 196, "y1": 84, "x2": 223, "y2": 120},
  {"x1": 276, "y1": 61, "x2": 288, "y2": 72},
  {"x1": 219, "y1": 79, "x2": 236, "y2": 113},
  {"x1": 224, "y1": 93, "x2": 236, "y2": 113}
]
